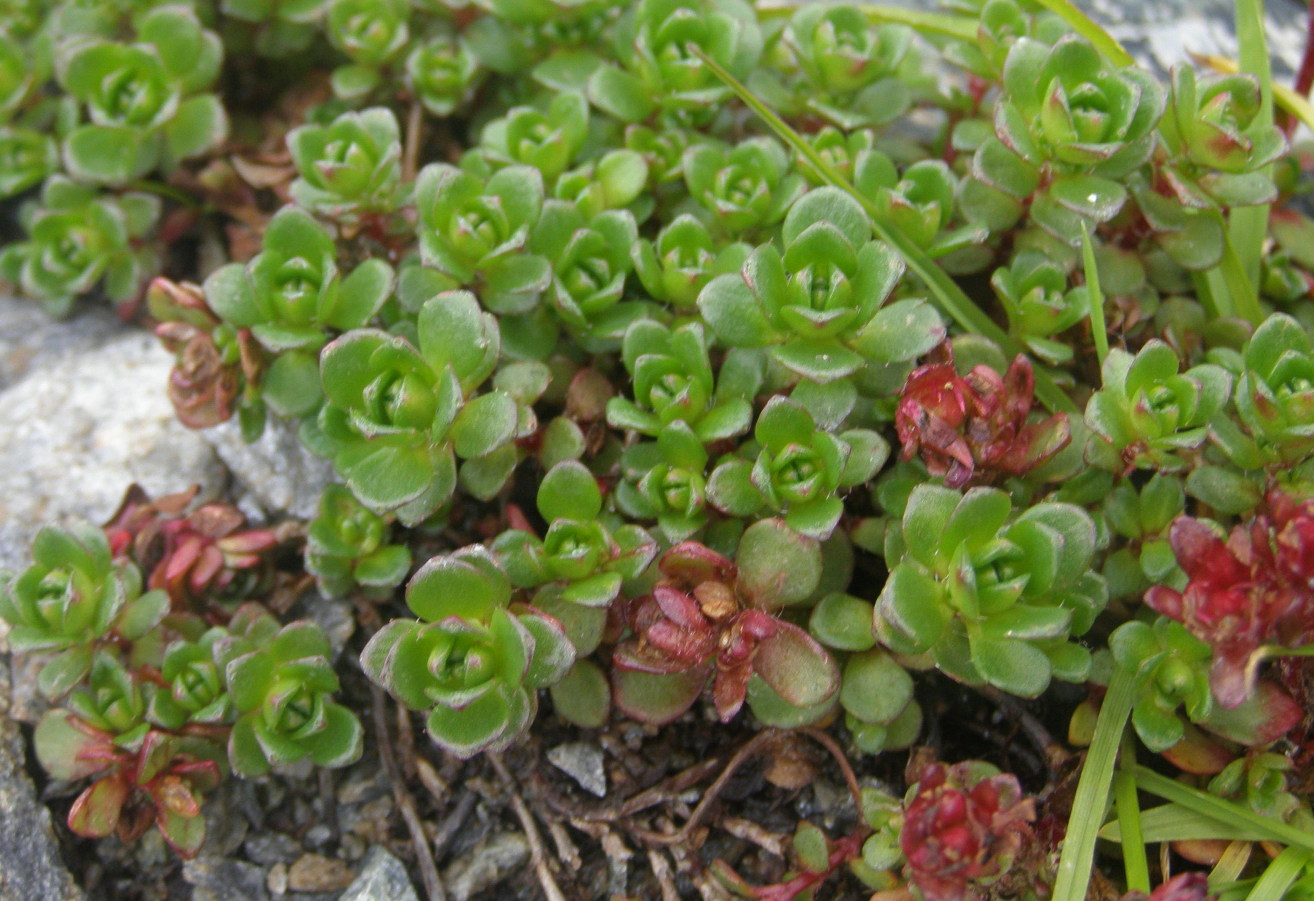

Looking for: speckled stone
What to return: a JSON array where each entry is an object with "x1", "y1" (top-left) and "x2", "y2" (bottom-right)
[
  {"x1": 0, "y1": 298, "x2": 228, "y2": 570},
  {"x1": 0, "y1": 652, "x2": 83, "y2": 900}
]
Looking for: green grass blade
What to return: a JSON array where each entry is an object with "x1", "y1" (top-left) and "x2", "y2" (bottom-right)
[
  {"x1": 1219, "y1": 228, "x2": 1264, "y2": 326},
  {"x1": 1052, "y1": 666, "x2": 1135, "y2": 901},
  {"x1": 1209, "y1": 842, "x2": 1254, "y2": 886},
  {"x1": 1101, "y1": 803, "x2": 1275, "y2": 843},
  {"x1": 1230, "y1": 0, "x2": 1275, "y2": 291},
  {"x1": 1115, "y1": 732, "x2": 1149, "y2": 894},
  {"x1": 1029, "y1": 0, "x2": 1133, "y2": 66},
  {"x1": 1244, "y1": 847, "x2": 1309, "y2": 901},
  {"x1": 689, "y1": 45, "x2": 1078, "y2": 415},
  {"x1": 758, "y1": 1, "x2": 978, "y2": 39},
  {"x1": 1114, "y1": 771, "x2": 1150, "y2": 892},
  {"x1": 857, "y1": 4, "x2": 977, "y2": 40},
  {"x1": 1134, "y1": 767, "x2": 1314, "y2": 854},
  {"x1": 1080, "y1": 222, "x2": 1109, "y2": 367}
]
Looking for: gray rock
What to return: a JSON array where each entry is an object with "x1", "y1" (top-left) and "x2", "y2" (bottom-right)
[
  {"x1": 0, "y1": 297, "x2": 119, "y2": 392},
  {"x1": 302, "y1": 592, "x2": 355, "y2": 663},
  {"x1": 1075, "y1": 0, "x2": 1306, "y2": 78},
  {"x1": 337, "y1": 846, "x2": 418, "y2": 901},
  {"x1": 203, "y1": 415, "x2": 335, "y2": 522},
  {"x1": 202, "y1": 781, "x2": 254, "y2": 858},
  {"x1": 442, "y1": 832, "x2": 530, "y2": 901},
  {"x1": 547, "y1": 741, "x2": 607, "y2": 797},
  {"x1": 244, "y1": 830, "x2": 304, "y2": 867},
  {"x1": 0, "y1": 650, "x2": 83, "y2": 900},
  {"x1": 183, "y1": 856, "x2": 271, "y2": 901},
  {"x1": 0, "y1": 306, "x2": 226, "y2": 570}
]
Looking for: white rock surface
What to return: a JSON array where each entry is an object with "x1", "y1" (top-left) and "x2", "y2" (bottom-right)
[{"x1": 0, "y1": 298, "x2": 227, "y2": 570}]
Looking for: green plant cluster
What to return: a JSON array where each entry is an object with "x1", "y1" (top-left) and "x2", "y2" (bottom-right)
[
  {"x1": 1, "y1": 514, "x2": 360, "y2": 856},
  {"x1": 5, "y1": 0, "x2": 1314, "y2": 894}
]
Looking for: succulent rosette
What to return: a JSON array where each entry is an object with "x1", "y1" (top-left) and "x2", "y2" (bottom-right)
[
  {"x1": 698, "y1": 186, "x2": 943, "y2": 385},
  {"x1": 1145, "y1": 493, "x2": 1314, "y2": 708},
  {"x1": 896, "y1": 343, "x2": 1070, "y2": 488},
  {"x1": 288, "y1": 107, "x2": 404, "y2": 221},
  {"x1": 611, "y1": 529, "x2": 838, "y2": 725},
  {"x1": 0, "y1": 524, "x2": 168, "y2": 698},
  {"x1": 361, "y1": 547, "x2": 575, "y2": 757},
  {"x1": 306, "y1": 483, "x2": 412, "y2": 599},
  {"x1": 313, "y1": 290, "x2": 521, "y2": 524},
  {"x1": 56, "y1": 5, "x2": 227, "y2": 184},
  {"x1": 901, "y1": 760, "x2": 1035, "y2": 901},
  {"x1": 226, "y1": 620, "x2": 364, "y2": 777},
  {"x1": 876, "y1": 484, "x2": 1106, "y2": 696}
]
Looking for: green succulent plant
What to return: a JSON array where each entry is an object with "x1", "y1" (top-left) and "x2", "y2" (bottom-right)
[
  {"x1": 990, "y1": 252, "x2": 1089, "y2": 365},
  {"x1": 1159, "y1": 67, "x2": 1287, "y2": 207},
  {"x1": 698, "y1": 186, "x2": 943, "y2": 385},
  {"x1": 494, "y1": 460, "x2": 656, "y2": 653},
  {"x1": 682, "y1": 137, "x2": 805, "y2": 236},
  {"x1": 1085, "y1": 339, "x2": 1232, "y2": 473},
  {"x1": 875, "y1": 484, "x2": 1106, "y2": 696},
  {"x1": 311, "y1": 290, "x2": 522, "y2": 525},
  {"x1": 56, "y1": 5, "x2": 227, "y2": 184},
  {"x1": 226, "y1": 620, "x2": 363, "y2": 777},
  {"x1": 145, "y1": 628, "x2": 235, "y2": 730},
  {"x1": 306, "y1": 483, "x2": 412, "y2": 599},
  {"x1": 326, "y1": 0, "x2": 409, "y2": 98},
  {"x1": 0, "y1": 126, "x2": 59, "y2": 198},
  {"x1": 1216, "y1": 313, "x2": 1314, "y2": 468},
  {"x1": 1110, "y1": 617, "x2": 1213, "y2": 752},
  {"x1": 466, "y1": 90, "x2": 589, "y2": 181},
  {"x1": 0, "y1": 524, "x2": 168, "y2": 698},
  {"x1": 287, "y1": 107, "x2": 405, "y2": 222},
  {"x1": 631, "y1": 214, "x2": 750, "y2": 309},
  {"x1": 708, "y1": 396, "x2": 888, "y2": 539},
  {"x1": 415, "y1": 163, "x2": 550, "y2": 313},
  {"x1": 606, "y1": 320, "x2": 758, "y2": 442},
  {"x1": 0, "y1": 176, "x2": 159, "y2": 316},
  {"x1": 962, "y1": 35, "x2": 1165, "y2": 240},
  {"x1": 361, "y1": 547, "x2": 576, "y2": 757},
  {"x1": 527, "y1": 200, "x2": 643, "y2": 348},
  {"x1": 406, "y1": 31, "x2": 484, "y2": 117},
  {"x1": 586, "y1": 0, "x2": 763, "y2": 125},
  {"x1": 203, "y1": 205, "x2": 394, "y2": 417}
]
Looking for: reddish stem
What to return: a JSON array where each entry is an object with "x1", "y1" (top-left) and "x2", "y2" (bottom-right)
[
  {"x1": 1289, "y1": 0, "x2": 1314, "y2": 134},
  {"x1": 752, "y1": 830, "x2": 869, "y2": 901}
]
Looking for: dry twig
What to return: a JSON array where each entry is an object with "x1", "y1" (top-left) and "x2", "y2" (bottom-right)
[
  {"x1": 372, "y1": 685, "x2": 446, "y2": 901},
  {"x1": 488, "y1": 752, "x2": 568, "y2": 901}
]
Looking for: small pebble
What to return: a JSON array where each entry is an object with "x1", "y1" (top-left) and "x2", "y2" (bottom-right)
[
  {"x1": 244, "y1": 831, "x2": 303, "y2": 866},
  {"x1": 442, "y1": 832, "x2": 530, "y2": 901},
  {"x1": 287, "y1": 853, "x2": 355, "y2": 893},
  {"x1": 338, "y1": 846, "x2": 419, "y2": 901},
  {"x1": 267, "y1": 863, "x2": 288, "y2": 896},
  {"x1": 302, "y1": 824, "x2": 332, "y2": 850},
  {"x1": 548, "y1": 741, "x2": 607, "y2": 797}
]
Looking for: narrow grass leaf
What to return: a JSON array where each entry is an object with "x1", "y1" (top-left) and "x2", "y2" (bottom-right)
[
  {"x1": 1101, "y1": 804, "x2": 1275, "y2": 843},
  {"x1": 858, "y1": 5, "x2": 977, "y2": 40},
  {"x1": 1230, "y1": 0, "x2": 1275, "y2": 290},
  {"x1": 1052, "y1": 666, "x2": 1134, "y2": 901},
  {"x1": 1115, "y1": 739, "x2": 1149, "y2": 893},
  {"x1": 1244, "y1": 847, "x2": 1309, "y2": 901},
  {"x1": 1134, "y1": 767, "x2": 1314, "y2": 854},
  {"x1": 1210, "y1": 842, "x2": 1254, "y2": 886},
  {"x1": 1029, "y1": 0, "x2": 1133, "y2": 66},
  {"x1": 689, "y1": 45, "x2": 1078, "y2": 415},
  {"x1": 1080, "y1": 222, "x2": 1109, "y2": 367}
]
